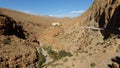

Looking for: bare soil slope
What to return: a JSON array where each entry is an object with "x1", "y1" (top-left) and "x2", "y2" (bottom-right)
[
  {"x1": 0, "y1": 13, "x2": 39, "y2": 68},
  {"x1": 0, "y1": 8, "x2": 72, "y2": 68},
  {"x1": 38, "y1": 0, "x2": 120, "y2": 68},
  {"x1": 0, "y1": 0, "x2": 120, "y2": 68}
]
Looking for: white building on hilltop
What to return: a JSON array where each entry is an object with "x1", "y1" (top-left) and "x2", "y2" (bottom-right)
[{"x1": 51, "y1": 22, "x2": 61, "y2": 26}]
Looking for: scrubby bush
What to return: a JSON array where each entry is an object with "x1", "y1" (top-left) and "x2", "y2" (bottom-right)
[
  {"x1": 90, "y1": 62, "x2": 96, "y2": 68},
  {"x1": 43, "y1": 46, "x2": 58, "y2": 60},
  {"x1": 37, "y1": 48, "x2": 46, "y2": 67},
  {"x1": 43, "y1": 46, "x2": 72, "y2": 60},
  {"x1": 57, "y1": 50, "x2": 72, "y2": 59}
]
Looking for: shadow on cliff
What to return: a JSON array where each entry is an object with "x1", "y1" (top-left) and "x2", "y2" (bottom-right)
[
  {"x1": 99, "y1": 5, "x2": 120, "y2": 39},
  {"x1": 0, "y1": 14, "x2": 26, "y2": 39},
  {"x1": 108, "y1": 56, "x2": 120, "y2": 68}
]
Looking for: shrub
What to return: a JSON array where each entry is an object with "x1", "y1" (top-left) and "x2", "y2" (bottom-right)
[
  {"x1": 57, "y1": 50, "x2": 72, "y2": 59},
  {"x1": 37, "y1": 48, "x2": 46, "y2": 67},
  {"x1": 90, "y1": 63, "x2": 96, "y2": 68},
  {"x1": 43, "y1": 46, "x2": 57, "y2": 59},
  {"x1": 89, "y1": 53, "x2": 92, "y2": 56},
  {"x1": 43, "y1": 46, "x2": 55, "y2": 54},
  {"x1": 103, "y1": 50, "x2": 106, "y2": 53},
  {"x1": 36, "y1": 46, "x2": 73, "y2": 68},
  {"x1": 43, "y1": 46, "x2": 73, "y2": 59}
]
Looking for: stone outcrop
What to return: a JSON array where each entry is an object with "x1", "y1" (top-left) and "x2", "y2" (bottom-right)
[
  {"x1": 0, "y1": 13, "x2": 39, "y2": 68},
  {"x1": 84, "y1": 0, "x2": 120, "y2": 39},
  {"x1": 0, "y1": 14, "x2": 26, "y2": 39},
  {"x1": 112, "y1": 62, "x2": 119, "y2": 68}
]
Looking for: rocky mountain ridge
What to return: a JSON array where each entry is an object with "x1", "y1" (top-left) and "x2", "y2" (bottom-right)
[{"x1": 0, "y1": 0, "x2": 120, "y2": 68}]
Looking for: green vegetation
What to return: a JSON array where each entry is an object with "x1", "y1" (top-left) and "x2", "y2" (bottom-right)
[
  {"x1": 89, "y1": 53, "x2": 93, "y2": 56},
  {"x1": 43, "y1": 46, "x2": 72, "y2": 60},
  {"x1": 36, "y1": 46, "x2": 72, "y2": 68},
  {"x1": 43, "y1": 46, "x2": 58, "y2": 59},
  {"x1": 90, "y1": 63, "x2": 96, "y2": 68},
  {"x1": 57, "y1": 50, "x2": 72, "y2": 59},
  {"x1": 43, "y1": 46, "x2": 56, "y2": 55},
  {"x1": 37, "y1": 48, "x2": 46, "y2": 67},
  {"x1": 103, "y1": 50, "x2": 106, "y2": 53}
]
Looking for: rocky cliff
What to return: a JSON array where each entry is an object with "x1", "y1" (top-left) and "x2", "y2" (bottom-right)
[
  {"x1": 82, "y1": 0, "x2": 120, "y2": 39},
  {"x1": 0, "y1": 13, "x2": 39, "y2": 68},
  {"x1": 0, "y1": 0, "x2": 120, "y2": 68}
]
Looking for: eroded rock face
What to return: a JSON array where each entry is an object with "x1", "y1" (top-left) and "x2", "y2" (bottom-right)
[
  {"x1": 0, "y1": 14, "x2": 26, "y2": 39},
  {"x1": 87, "y1": 0, "x2": 120, "y2": 39},
  {"x1": 0, "y1": 14, "x2": 39, "y2": 68},
  {"x1": 0, "y1": 15, "x2": 6, "y2": 35},
  {"x1": 0, "y1": 36, "x2": 38, "y2": 68}
]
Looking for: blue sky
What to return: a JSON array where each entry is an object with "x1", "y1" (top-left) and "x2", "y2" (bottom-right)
[{"x1": 0, "y1": 0, "x2": 94, "y2": 18}]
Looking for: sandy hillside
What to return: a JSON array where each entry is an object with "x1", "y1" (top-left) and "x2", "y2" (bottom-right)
[
  {"x1": 38, "y1": 0, "x2": 120, "y2": 68},
  {"x1": 0, "y1": 0, "x2": 120, "y2": 68},
  {"x1": 0, "y1": 8, "x2": 71, "y2": 68}
]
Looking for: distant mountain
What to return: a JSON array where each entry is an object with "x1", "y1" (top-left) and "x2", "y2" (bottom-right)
[{"x1": 0, "y1": 8, "x2": 71, "y2": 27}]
